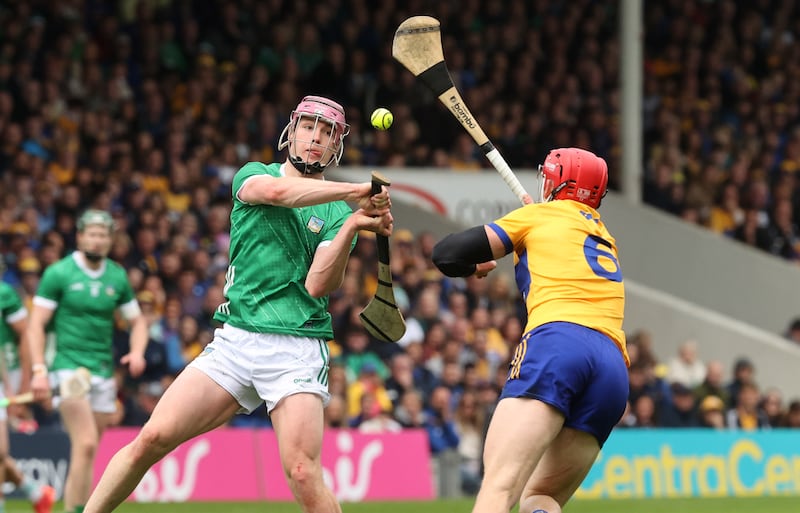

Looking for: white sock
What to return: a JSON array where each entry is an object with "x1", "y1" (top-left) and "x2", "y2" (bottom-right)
[{"x1": 20, "y1": 479, "x2": 42, "y2": 502}]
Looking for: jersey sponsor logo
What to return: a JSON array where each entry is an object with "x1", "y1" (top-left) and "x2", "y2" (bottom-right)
[
  {"x1": 69, "y1": 282, "x2": 84, "y2": 291},
  {"x1": 293, "y1": 377, "x2": 313, "y2": 384},
  {"x1": 307, "y1": 216, "x2": 325, "y2": 233}
]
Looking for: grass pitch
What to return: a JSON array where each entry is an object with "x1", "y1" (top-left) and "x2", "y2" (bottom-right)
[{"x1": 9, "y1": 496, "x2": 796, "y2": 513}]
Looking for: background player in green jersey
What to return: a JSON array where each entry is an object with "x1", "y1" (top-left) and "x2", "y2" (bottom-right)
[
  {"x1": 27, "y1": 210, "x2": 149, "y2": 513},
  {"x1": 84, "y1": 95, "x2": 392, "y2": 513},
  {"x1": 0, "y1": 259, "x2": 56, "y2": 513}
]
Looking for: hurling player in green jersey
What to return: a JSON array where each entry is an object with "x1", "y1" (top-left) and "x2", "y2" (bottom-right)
[
  {"x1": 0, "y1": 258, "x2": 56, "y2": 513},
  {"x1": 28, "y1": 210, "x2": 149, "y2": 513},
  {"x1": 85, "y1": 96, "x2": 392, "y2": 513}
]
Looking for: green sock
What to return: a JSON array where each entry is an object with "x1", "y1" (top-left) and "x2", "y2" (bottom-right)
[{"x1": 74, "y1": 506, "x2": 85, "y2": 513}]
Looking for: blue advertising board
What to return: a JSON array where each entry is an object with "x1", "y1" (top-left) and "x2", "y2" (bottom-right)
[
  {"x1": 5, "y1": 431, "x2": 70, "y2": 499},
  {"x1": 576, "y1": 429, "x2": 800, "y2": 498}
]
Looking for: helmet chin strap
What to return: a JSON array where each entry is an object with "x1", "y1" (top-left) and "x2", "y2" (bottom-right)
[
  {"x1": 550, "y1": 181, "x2": 569, "y2": 201},
  {"x1": 288, "y1": 154, "x2": 327, "y2": 175},
  {"x1": 539, "y1": 178, "x2": 569, "y2": 203}
]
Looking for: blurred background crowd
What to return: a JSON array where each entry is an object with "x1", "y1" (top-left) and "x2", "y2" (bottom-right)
[{"x1": 1, "y1": 0, "x2": 800, "y2": 497}]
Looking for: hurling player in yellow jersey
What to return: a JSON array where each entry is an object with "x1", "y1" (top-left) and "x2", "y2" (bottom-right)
[{"x1": 433, "y1": 148, "x2": 628, "y2": 513}]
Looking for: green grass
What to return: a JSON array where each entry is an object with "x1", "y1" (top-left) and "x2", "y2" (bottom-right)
[{"x1": 10, "y1": 497, "x2": 797, "y2": 513}]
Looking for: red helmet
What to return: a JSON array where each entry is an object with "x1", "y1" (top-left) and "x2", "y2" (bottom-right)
[{"x1": 538, "y1": 147, "x2": 608, "y2": 208}]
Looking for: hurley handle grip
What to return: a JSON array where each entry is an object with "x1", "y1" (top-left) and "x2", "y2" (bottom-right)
[
  {"x1": 371, "y1": 171, "x2": 390, "y2": 194},
  {"x1": 370, "y1": 171, "x2": 391, "y2": 265}
]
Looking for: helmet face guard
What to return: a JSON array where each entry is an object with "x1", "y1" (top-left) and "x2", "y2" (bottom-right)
[
  {"x1": 537, "y1": 148, "x2": 608, "y2": 208},
  {"x1": 278, "y1": 96, "x2": 350, "y2": 174}
]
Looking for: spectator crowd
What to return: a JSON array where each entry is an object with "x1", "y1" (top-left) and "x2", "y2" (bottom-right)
[{"x1": 1, "y1": 0, "x2": 799, "y2": 498}]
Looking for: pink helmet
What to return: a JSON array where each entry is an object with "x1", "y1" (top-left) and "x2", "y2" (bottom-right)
[
  {"x1": 278, "y1": 95, "x2": 351, "y2": 174},
  {"x1": 538, "y1": 147, "x2": 609, "y2": 208}
]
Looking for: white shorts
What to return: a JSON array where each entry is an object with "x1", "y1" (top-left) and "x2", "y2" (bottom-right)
[
  {"x1": 0, "y1": 369, "x2": 21, "y2": 422},
  {"x1": 189, "y1": 323, "x2": 331, "y2": 413},
  {"x1": 52, "y1": 369, "x2": 117, "y2": 413},
  {"x1": 6, "y1": 369, "x2": 21, "y2": 394}
]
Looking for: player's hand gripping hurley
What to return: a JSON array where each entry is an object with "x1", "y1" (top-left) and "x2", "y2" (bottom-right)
[
  {"x1": 359, "y1": 172, "x2": 407, "y2": 343},
  {"x1": 393, "y1": 16, "x2": 531, "y2": 205},
  {"x1": 2, "y1": 366, "x2": 92, "y2": 407}
]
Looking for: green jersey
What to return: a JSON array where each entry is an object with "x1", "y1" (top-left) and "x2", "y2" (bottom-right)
[
  {"x1": 34, "y1": 252, "x2": 136, "y2": 377},
  {"x1": 213, "y1": 162, "x2": 354, "y2": 339},
  {"x1": 0, "y1": 282, "x2": 26, "y2": 371}
]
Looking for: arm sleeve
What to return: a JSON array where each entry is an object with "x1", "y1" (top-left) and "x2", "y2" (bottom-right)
[
  {"x1": 232, "y1": 162, "x2": 273, "y2": 203},
  {"x1": 1, "y1": 287, "x2": 25, "y2": 323},
  {"x1": 35, "y1": 266, "x2": 63, "y2": 303},
  {"x1": 432, "y1": 226, "x2": 495, "y2": 277},
  {"x1": 319, "y1": 202, "x2": 355, "y2": 249}
]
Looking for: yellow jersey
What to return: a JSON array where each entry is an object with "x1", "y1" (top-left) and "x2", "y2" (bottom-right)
[{"x1": 489, "y1": 200, "x2": 628, "y2": 365}]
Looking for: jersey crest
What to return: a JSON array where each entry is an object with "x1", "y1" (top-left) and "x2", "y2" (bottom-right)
[{"x1": 307, "y1": 215, "x2": 325, "y2": 233}]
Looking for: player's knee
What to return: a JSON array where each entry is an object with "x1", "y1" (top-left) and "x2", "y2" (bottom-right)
[
  {"x1": 284, "y1": 455, "x2": 321, "y2": 488},
  {"x1": 132, "y1": 425, "x2": 175, "y2": 461},
  {"x1": 71, "y1": 436, "x2": 99, "y2": 461}
]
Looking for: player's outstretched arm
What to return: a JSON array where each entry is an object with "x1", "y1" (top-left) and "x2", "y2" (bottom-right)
[
  {"x1": 432, "y1": 226, "x2": 506, "y2": 278},
  {"x1": 238, "y1": 174, "x2": 376, "y2": 208}
]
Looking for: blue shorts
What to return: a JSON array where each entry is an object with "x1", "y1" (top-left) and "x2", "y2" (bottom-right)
[{"x1": 500, "y1": 321, "x2": 628, "y2": 446}]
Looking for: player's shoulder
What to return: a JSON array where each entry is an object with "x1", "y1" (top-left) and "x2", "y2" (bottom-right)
[
  {"x1": 235, "y1": 161, "x2": 281, "y2": 178},
  {"x1": 104, "y1": 259, "x2": 128, "y2": 276},
  {"x1": 42, "y1": 255, "x2": 73, "y2": 274},
  {"x1": 541, "y1": 200, "x2": 602, "y2": 219},
  {"x1": 231, "y1": 162, "x2": 282, "y2": 200}
]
